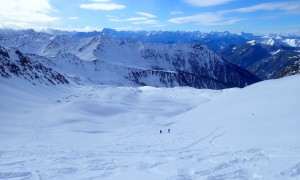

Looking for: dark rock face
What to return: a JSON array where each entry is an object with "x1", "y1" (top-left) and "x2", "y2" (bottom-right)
[
  {"x1": 0, "y1": 46, "x2": 10, "y2": 58},
  {"x1": 127, "y1": 43, "x2": 260, "y2": 89},
  {"x1": 277, "y1": 60, "x2": 300, "y2": 78},
  {"x1": 221, "y1": 44, "x2": 300, "y2": 79},
  {"x1": 0, "y1": 46, "x2": 69, "y2": 85},
  {"x1": 126, "y1": 67, "x2": 259, "y2": 89},
  {"x1": 221, "y1": 44, "x2": 269, "y2": 69}
]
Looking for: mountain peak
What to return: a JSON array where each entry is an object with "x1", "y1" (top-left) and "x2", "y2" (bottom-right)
[{"x1": 0, "y1": 31, "x2": 260, "y2": 89}]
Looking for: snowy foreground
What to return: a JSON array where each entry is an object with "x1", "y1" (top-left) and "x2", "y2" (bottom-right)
[{"x1": 0, "y1": 75, "x2": 300, "y2": 180}]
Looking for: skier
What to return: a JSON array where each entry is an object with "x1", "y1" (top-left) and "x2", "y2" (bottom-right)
[
  {"x1": 160, "y1": 130, "x2": 162, "y2": 134},
  {"x1": 168, "y1": 129, "x2": 170, "y2": 133}
]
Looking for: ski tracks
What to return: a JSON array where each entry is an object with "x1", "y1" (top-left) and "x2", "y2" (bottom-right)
[{"x1": 0, "y1": 128, "x2": 299, "y2": 179}]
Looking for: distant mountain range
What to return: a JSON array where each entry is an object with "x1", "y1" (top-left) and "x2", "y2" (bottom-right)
[
  {"x1": 50, "y1": 28, "x2": 300, "y2": 79},
  {"x1": 1, "y1": 28, "x2": 299, "y2": 88},
  {"x1": 220, "y1": 39, "x2": 300, "y2": 79},
  {"x1": 0, "y1": 29, "x2": 260, "y2": 89}
]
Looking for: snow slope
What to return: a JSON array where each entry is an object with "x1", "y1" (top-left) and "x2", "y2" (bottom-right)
[{"x1": 0, "y1": 75, "x2": 300, "y2": 179}]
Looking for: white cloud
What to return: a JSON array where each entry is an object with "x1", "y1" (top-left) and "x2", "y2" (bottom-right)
[
  {"x1": 168, "y1": 13, "x2": 242, "y2": 25},
  {"x1": 0, "y1": 0, "x2": 60, "y2": 29},
  {"x1": 80, "y1": 0, "x2": 125, "y2": 11},
  {"x1": 106, "y1": 15, "x2": 118, "y2": 19},
  {"x1": 93, "y1": 0, "x2": 110, "y2": 2},
  {"x1": 108, "y1": 17, "x2": 148, "y2": 22},
  {"x1": 110, "y1": 17, "x2": 163, "y2": 26},
  {"x1": 170, "y1": 11, "x2": 183, "y2": 15},
  {"x1": 68, "y1": 17, "x2": 79, "y2": 20},
  {"x1": 168, "y1": 1, "x2": 300, "y2": 27},
  {"x1": 126, "y1": 17, "x2": 149, "y2": 21},
  {"x1": 135, "y1": 12, "x2": 156, "y2": 18},
  {"x1": 124, "y1": 17, "x2": 147, "y2": 21},
  {"x1": 42, "y1": 26, "x2": 103, "y2": 32},
  {"x1": 185, "y1": 0, "x2": 233, "y2": 7},
  {"x1": 132, "y1": 19, "x2": 159, "y2": 25},
  {"x1": 221, "y1": 1, "x2": 300, "y2": 14},
  {"x1": 107, "y1": 10, "x2": 161, "y2": 27},
  {"x1": 114, "y1": 26, "x2": 145, "y2": 31}
]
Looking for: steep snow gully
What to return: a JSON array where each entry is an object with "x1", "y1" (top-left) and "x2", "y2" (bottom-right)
[{"x1": 0, "y1": 74, "x2": 300, "y2": 179}]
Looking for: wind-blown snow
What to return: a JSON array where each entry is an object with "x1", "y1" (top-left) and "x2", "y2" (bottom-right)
[{"x1": 0, "y1": 75, "x2": 300, "y2": 179}]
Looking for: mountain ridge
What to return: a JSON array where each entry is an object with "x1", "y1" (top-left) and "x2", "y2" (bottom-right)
[
  {"x1": 0, "y1": 31, "x2": 260, "y2": 89},
  {"x1": 1, "y1": 28, "x2": 298, "y2": 81}
]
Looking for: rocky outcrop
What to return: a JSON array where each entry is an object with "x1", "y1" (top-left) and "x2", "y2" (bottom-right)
[{"x1": 0, "y1": 46, "x2": 69, "y2": 85}]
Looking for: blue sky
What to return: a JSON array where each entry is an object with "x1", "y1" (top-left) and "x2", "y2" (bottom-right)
[{"x1": 0, "y1": 0, "x2": 300, "y2": 34}]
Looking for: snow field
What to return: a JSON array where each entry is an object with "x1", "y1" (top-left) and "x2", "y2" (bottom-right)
[{"x1": 0, "y1": 75, "x2": 300, "y2": 179}]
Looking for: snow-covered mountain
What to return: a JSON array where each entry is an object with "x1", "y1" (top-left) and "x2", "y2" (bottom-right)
[
  {"x1": 40, "y1": 28, "x2": 300, "y2": 80},
  {"x1": 0, "y1": 30, "x2": 260, "y2": 89},
  {"x1": 221, "y1": 41, "x2": 300, "y2": 79},
  {"x1": 74, "y1": 28, "x2": 253, "y2": 52},
  {"x1": 260, "y1": 34, "x2": 300, "y2": 48},
  {"x1": 2, "y1": 28, "x2": 299, "y2": 50},
  {"x1": 2, "y1": 28, "x2": 299, "y2": 83},
  {"x1": 72, "y1": 28, "x2": 300, "y2": 50},
  {"x1": 0, "y1": 46, "x2": 69, "y2": 85}
]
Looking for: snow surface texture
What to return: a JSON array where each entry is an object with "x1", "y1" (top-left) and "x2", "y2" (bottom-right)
[{"x1": 1, "y1": 75, "x2": 300, "y2": 179}]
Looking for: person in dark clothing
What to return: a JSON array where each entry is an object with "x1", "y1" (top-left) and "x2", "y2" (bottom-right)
[
  {"x1": 168, "y1": 129, "x2": 170, "y2": 133},
  {"x1": 160, "y1": 130, "x2": 162, "y2": 134}
]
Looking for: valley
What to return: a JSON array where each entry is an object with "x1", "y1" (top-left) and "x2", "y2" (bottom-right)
[
  {"x1": 0, "y1": 29, "x2": 299, "y2": 180},
  {"x1": 1, "y1": 75, "x2": 299, "y2": 179}
]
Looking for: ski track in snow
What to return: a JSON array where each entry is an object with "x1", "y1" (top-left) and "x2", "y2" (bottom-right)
[
  {"x1": 1, "y1": 145, "x2": 299, "y2": 179},
  {"x1": 1, "y1": 77, "x2": 300, "y2": 179}
]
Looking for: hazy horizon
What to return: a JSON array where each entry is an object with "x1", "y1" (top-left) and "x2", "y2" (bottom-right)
[{"x1": 1, "y1": 27, "x2": 300, "y2": 37}]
